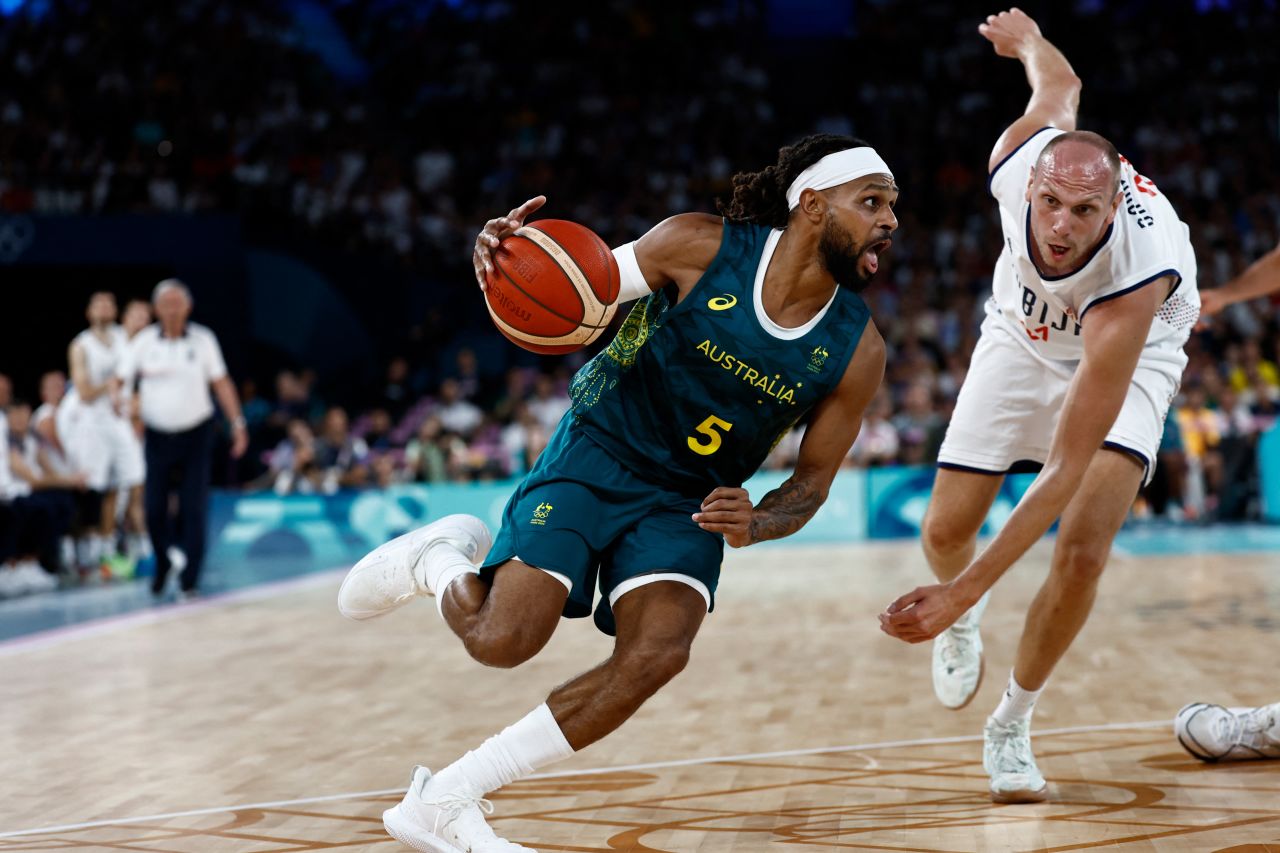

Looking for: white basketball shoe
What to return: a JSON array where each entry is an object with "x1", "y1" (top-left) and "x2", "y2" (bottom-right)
[
  {"x1": 983, "y1": 716, "x2": 1048, "y2": 803},
  {"x1": 383, "y1": 766, "x2": 536, "y2": 853},
  {"x1": 932, "y1": 591, "x2": 990, "y2": 709},
  {"x1": 1175, "y1": 702, "x2": 1280, "y2": 762},
  {"x1": 338, "y1": 514, "x2": 491, "y2": 621}
]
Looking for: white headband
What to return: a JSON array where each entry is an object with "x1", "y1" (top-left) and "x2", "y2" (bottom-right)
[{"x1": 785, "y1": 147, "x2": 894, "y2": 210}]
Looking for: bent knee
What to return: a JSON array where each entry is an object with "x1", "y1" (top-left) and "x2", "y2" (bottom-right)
[
  {"x1": 616, "y1": 640, "x2": 692, "y2": 692},
  {"x1": 921, "y1": 510, "x2": 981, "y2": 556},
  {"x1": 463, "y1": 622, "x2": 549, "y2": 669},
  {"x1": 1052, "y1": 542, "x2": 1111, "y2": 585}
]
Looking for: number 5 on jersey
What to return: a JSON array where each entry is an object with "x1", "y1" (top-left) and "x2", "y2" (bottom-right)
[{"x1": 688, "y1": 415, "x2": 733, "y2": 456}]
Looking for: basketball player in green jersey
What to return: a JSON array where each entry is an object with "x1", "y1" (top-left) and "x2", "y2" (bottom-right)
[{"x1": 339, "y1": 133, "x2": 896, "y2": 852}]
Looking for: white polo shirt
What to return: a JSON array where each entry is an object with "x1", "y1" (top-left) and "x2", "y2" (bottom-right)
[{"x1": 117, "y1": 322, "x2": 228, "y2": 433}]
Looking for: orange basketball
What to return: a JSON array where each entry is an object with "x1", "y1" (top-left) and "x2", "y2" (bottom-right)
[{"x1": 485, "y1": 219, "x2": 620, "y2": 355}]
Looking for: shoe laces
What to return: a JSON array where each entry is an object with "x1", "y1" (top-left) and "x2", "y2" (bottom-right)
[
  {"x1": 429, "y1": 790, "x2": 498, "y2": 840},
  {"x1": 991, "y1": 720, "x2": 1037, "y2": 773},
  {"x1": 1239, "y1": 705, "x2": 1280, "y2": 748},
  {"x1": 939, "y1": 626, "x2": 974, "y2": 670}
]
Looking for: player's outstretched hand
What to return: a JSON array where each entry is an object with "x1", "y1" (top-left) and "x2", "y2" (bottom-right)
[
  {"x1": 978, "y1": 7, "x2": 1042, "y2": 58},
  {"x1": 879, "y1": 581, "x2": 972, "y2": 643},
  {"x1": 472, "y1": 195, "x2": 547, "y2": 291},
  {"x1": 694, "y1": 486, "x2": 754, "y2": 549}
]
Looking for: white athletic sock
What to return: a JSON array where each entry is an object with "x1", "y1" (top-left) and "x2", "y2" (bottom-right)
[
  {"x1": 428, "y1": 703, "x2": 574, "y2": 798},
  {"x1": 992, "y1": 672, "x2": 1043, "y2": 726},
  {"x1": 419, "y1": 540, "x2": 479, "y2": 616}
]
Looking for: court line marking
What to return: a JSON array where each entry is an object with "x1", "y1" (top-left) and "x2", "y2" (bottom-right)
[
  {"x1": 0, "y1": 568, "x2": 348, "y2": 657},
  {"x1": 0, "y1": 718, "x2": 1170, "y2": 838}
]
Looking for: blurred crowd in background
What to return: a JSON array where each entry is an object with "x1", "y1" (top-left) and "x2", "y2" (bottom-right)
[{"x1": 1, "y1": 1, "x2": 1278, "y2": 595}]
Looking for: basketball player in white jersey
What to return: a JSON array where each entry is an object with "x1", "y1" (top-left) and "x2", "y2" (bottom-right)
[
  {"x1": 57, "y1": 292, "x2": 147, "y2": 568},
  {"x1": 879, "y1": 9, "x2": 1200, "y2": 803}
]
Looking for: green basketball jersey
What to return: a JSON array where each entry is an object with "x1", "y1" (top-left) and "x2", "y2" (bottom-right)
[{"x1": 568, "y1": 220, "x2": 871, "y2": 496}]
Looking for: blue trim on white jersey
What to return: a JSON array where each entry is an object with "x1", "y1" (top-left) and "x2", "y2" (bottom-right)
[{"x1": 1078, "y1": 269, "x2": 1181, "y2": 322}]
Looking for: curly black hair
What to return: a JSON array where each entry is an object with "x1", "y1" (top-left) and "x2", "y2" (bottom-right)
[{"x1": 717, "y1": 133, "x2": 873, "y2": 229}]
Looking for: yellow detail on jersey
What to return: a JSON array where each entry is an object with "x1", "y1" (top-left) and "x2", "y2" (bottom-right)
[
  {"x1": 707, "y1": 294, "x2": 738, "y2": 311},
  {"x1": 605, "y1": 299, "x2": 654, "y2": 367},
  {"x1": 687, "y1": 415, "x2": 733, "y2": 455},
  {"x1": 695, "y1": 339, "x2": 799, "y2": 405}
]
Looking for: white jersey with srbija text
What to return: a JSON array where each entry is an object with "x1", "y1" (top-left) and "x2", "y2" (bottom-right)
[{"x1": 987, "y1": 127, "x2": 1199, "y2": 369}]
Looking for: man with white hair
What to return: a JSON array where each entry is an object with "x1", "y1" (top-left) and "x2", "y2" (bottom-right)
[{"x1": 117, "y1": 279, "x2": 248, "y2": 598}]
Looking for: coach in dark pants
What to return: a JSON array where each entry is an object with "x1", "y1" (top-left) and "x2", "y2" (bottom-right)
[{"x1": 116, "y1": 280, "x2": 247, "y2": 598}]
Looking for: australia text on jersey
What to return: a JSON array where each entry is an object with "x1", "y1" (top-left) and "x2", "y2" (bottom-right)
[{"x1": 695, "y1": 339, "x2": 802, "y2": 406}]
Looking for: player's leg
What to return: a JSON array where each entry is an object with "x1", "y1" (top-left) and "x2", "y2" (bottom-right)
[
  {"x1": 982, "y1": 446, "x2": 1142, "y2": 804},
  {"x1": 383, "y1": 580, "x2": 705, "y2": 852},
  {"x1": 921, "y1": 469, "x2": 1003, "y2": 583},
  {"x1": 143, "y1": 429, "x2": 176, "y2": 595},
  {"x1": 1013, "y1": 448, "x2": 1142, "y2": 690},
  {"x1": 922, "y1": 469, "x2": 1003, "y2": 711},
  {"x1": 927, "y1": 320, "x2": 1056, "y2": 711}
]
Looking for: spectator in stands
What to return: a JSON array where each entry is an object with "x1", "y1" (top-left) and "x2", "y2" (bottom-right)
[
  {"x1": 499, "y1": 401, "x2": 549, "y2": 476},
  {"x1": 404, "y1": 416, "x2": 450, "y2": 483},
  {"x1": 314, "y1": 406, "x2": 369, "y2": 491},
  {"x1": 434, "y1": 378, "x2": 482, "y2": 438},
  {"x1": 264, "y1": 419, "x2": 323, "y2": 496},
  {"x1": 379, "y1": 357, "x2": 413, "y2": 421},
  {"x1": 0, "y1": 374, "x2": 11, "y2": 409},
  {"x1": 849, "y1": 390, "x2": 900, "y2": 468},
  {"x1": 1229, "y1": 340, "x2": 1280, "y2": 394},
  {"x1": 363, "y1": 408, "x2": 394, "y2": 451},
  {"x1": 526, "y1": 373, "x2": 570, "y2": 434},
  {"x1": 1177, "y1": 385, "x2": 1225, "y2": 518},
  {"x1": 892, "y1": 382, "x2": 944, "y2": 465}
]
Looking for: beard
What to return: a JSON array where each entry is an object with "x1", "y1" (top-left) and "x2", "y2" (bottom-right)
[{"x1": 818, "y1": 218, "x2": 877, "y2": 293}]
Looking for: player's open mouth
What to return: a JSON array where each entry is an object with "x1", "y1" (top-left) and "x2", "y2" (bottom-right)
[
  {"x1": 1048, "y1": 243, "x2": 1069, "y2": 260},
  {"x1": 863, "y1": 239, "x2": 892, "y2": 274}
]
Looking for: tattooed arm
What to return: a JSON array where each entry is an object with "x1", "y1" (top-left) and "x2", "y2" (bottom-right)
[{"x1": 694, "y1": 323, "x2": 886, "y2": 547}]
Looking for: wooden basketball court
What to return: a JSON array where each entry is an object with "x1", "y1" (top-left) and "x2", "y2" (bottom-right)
[{"x1": 3, "y1": 539, "x2": 1279, "y2": 851}]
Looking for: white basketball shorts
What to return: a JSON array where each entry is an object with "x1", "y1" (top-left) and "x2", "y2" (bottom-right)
[
  {"x1": 57, "y1": 404, "x2": 146, "y2": 492},
  {"x1": 937, "y1": 314, "x2": 1182, "y2": 486}
]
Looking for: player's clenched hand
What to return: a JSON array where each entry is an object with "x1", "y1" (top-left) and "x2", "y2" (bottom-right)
[
  {"x1": 879, "y1": 582, "x2": 971, "y2": 644},
  {"x1": 1196, "y1": 288, "x2": 1227, "y2": 323},
  {"x1": 694, "y1": 486, "x2": 754, "y2": 548},
  {"x1": 978, "y1": 8, "x2": 1042, "y2": 59},
  {"x1": 472, "y1": 195, "x2": 547, "y2": 291}
]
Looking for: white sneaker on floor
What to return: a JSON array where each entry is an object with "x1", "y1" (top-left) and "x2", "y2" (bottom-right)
[
  {"x1": 984, "y1": 716, "x2": 1048, "y2": 803},
  {"x1": 0, "y1": 567, "x2": 25, "y2": 598},
  {"x1": 338, "y1": 514, "x2": 491, "y2": 621},
  {"x1": 932, "y1": 592, "x2": 989, "y2": 709},
  {"x1": 383, "y1": 766, "x2": 536, "y2": 852},
  {"x1": 1175, "y1": 702, "x2": 1280, "y2": 762},
  {"x1": 14, "y1": 560, "x2": 57, "y2": 594}
]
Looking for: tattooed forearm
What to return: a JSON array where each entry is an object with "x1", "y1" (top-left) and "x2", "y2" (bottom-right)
[{"x1": 748, "y1": 476, "x2": 825, "y2": 544}]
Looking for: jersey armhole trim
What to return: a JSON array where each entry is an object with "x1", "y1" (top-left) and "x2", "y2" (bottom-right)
[
  {"x1": 1077, "y1": 268, "x2": 1181, "y2": 322},
  {"x1": 987, "y1": 126, "x2": 1056, "y2": 196},
  {"x1": 664, "y1": 218, "x2": 734, "y2": 318}
]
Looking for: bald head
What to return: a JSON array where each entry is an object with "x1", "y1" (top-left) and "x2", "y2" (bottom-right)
[{"x1": 1035, "y1": 131, "x2": 1122, "y2": 196}]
